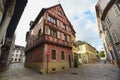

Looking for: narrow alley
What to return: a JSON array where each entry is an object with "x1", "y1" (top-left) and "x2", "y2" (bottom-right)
[{"x1": 0, "y1": 62, "x2": 119, "y2": 80}]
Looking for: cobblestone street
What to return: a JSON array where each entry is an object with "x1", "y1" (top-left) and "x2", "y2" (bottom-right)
[{"x1": 0, "y1": 62, "x2": 120, "y2": 80}]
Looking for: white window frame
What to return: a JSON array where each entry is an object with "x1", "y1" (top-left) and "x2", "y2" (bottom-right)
[
  {"x1": 112, "y1": 31, "x2": 119, "y2": 44},
  {"x1": 51, "y1": 49, "x2": 57, "y2": 60},
  {"x1": 113, "y1": 4, "x2": 120, "y2": 17},
  {"x1": 61, "y1": 51, "x2": 65, "y2": 60},
  {"x1": 105, "y1": 16, "x2": 112, "y2": 28}
]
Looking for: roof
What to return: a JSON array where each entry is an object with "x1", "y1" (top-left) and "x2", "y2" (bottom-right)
[
  {"x1": 29, "y1": 8, "x2": 45, "y2": 30},
  {"x1": 76, "y1": 40, "x2": 97, "y2": 51},
  {"x1": 29, "y1": 4, "x2": 76, "y2": 33}
]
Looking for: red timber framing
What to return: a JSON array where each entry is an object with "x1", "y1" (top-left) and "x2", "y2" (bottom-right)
[{"x1": 25, "y1": 4, "x2": 75, "y2": 73}]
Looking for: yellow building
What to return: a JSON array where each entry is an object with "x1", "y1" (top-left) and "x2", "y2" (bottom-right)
[{"x1": 72, "y1": 41, "x2": 98, "y2": 66}]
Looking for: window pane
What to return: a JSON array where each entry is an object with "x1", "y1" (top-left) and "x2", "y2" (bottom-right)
[
  {"x1": 50, "y1": 29, "x2": 54, "y2": 36},
  {"x1": 47, "y1": 16, "x2": 57, "y2": 25},
  {"x1": 58, "y1": 11, "x2": 62, "y2": 17},
  {"x1": 54, "y1": 31, "x2": 57, "y2": 38},
  {"x1": 61, "y1": 51, "x2": 65, "y2": 60},
  {"x1": 112, "y1": 32, "x2": 119, "y2": 44},
  {"x1": 62, "y1": 24, "x2": 66, "y2": 30},
  {"x1": 51, "y1": 50, "x2": 56, "y2": 60},
  {"x1": 114, "y1": 4, "x2": 120, "y2": 16},
  {"x1": 105, "y1": 16, "x2": 111, "y2": 27}
]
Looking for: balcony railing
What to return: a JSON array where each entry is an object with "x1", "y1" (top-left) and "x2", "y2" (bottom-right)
[{"x1": 26, "y1": 35, "x2": 73, "y2": 51}]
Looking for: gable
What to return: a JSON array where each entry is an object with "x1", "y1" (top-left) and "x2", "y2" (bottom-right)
[
  {"x1": 30, "y1": 4, "x2": 75, "y2": 36},
  {"x1": 46, "y1": 4, "x2": 70, "y2": 26}
]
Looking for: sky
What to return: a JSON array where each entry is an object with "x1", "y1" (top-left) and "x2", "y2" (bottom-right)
[{"x1": 15, "y1": 0, "x2": 103, "y2": 51}]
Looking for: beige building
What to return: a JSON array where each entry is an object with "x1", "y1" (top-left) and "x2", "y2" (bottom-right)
[
  {"x1": 72, "y1": 41, "x2": 98, "y2": 67},
  {"x1": 11, "y1": 45, "x2": 25, "y2": 63},
  {"x1": 78, "y1": 42, "x2": 98, "y2": 63},
  {"x1": 96, "y1": 0, "x2": 120, "y2": 65}
]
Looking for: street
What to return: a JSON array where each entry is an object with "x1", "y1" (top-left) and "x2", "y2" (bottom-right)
[{"x1": 0, "y1": 62, "x2": 120, "y2": 80}]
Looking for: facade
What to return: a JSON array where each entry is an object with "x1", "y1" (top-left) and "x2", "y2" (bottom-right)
[
  {"x1": 7, "y1": 34, "x2": 15, "y2": 64},
  {"x1": 11, "y1": 45, "x2": 25, "y2": 63},
  {"x1": 25, "y1": 4, "x2": 76, "y2": 74},
  {"x1": 72, "y1": 41, "x2": 98, "y2": 67},
  {"x1": 96, "y1": 0, "x2": 120, "y2": 66},
  {"x1": 0, "y1": 33, "x2": 15, "y2": 71},
  {"x1": 0, "y1": 0, "x2": 27, "y2": 71},
  {"x1": 78, "y1": 41, "x2": 98, "y2": 64}
]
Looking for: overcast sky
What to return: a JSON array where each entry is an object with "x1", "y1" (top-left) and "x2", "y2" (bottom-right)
[{"x1": 15, "y1": 0, "x2": 103, "y2": 51}]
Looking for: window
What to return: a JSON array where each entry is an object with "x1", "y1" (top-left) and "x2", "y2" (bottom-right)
[
  {"x1": 78, "y1": 46, "x2": 82, "y2": 50},
  {"x1": 113, "y1": 4, "x2": 120, "y2": 16},
  {"x1": 62, "y1": 24, "x2": 66, "y2": 30},
  {"x1": 16, "y1": 49, "x2": 19, "y2": 53},
  {"x1": 106, "y1": 31, "x2": 111, "y2": 43},
  {"x1": 47, "y1": 16, "x2": 57, "y2": 25},
  {"x1": 101, "y1": 21, "x2": 106, "y2": 31},
  {"x1": 16, "y1": 54, "x2": 18, "y2": 57},
  {"x1": 50, "y1": 29, "x2": 54, "y2": 37},
  {"x1": 50, "y1": 29, "x2": 57, "y2": 38},
  {"x1": 117, "y1": 1, "x2": 120, "y2": 10},
  {"x1": 58, "y1": 11, "x2": 62, "y2": 17},
  {"x1": 11, "y1": 58, "x2": 13, "y2": 61},
  {"x1": 54, "y1": 31, "x2": 57, "y2": 38},
  {"x1": 15, "y1": 58, "x2": 17, "y2": 61},
  {"x1": 61, "y1": 51, "x2": 65, "y2": 60},
  {"x1": 38, "y1": 29, "x2": 41, "y2": 37},
  {"x1": 105, "y1": 16, "x2": 112, "y2": 27},
  {"x1": 19, "y1": 59, "x2": 21, "y2": 62},
  {"x1": 20, "y1": 54, "x2": 22, "y2": 57},
  {"x1": 112, "y1": 31, "x2": 119, "y2": 44},
  {"x1": 51, "y1": 50, "x2": 56, "y2": 60},
  {"x1": 64, "y1": 34, "x2": 67, "y2": 41}
]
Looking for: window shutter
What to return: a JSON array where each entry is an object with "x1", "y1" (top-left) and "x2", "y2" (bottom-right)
[
  {"x1": 67, "y1": 35, "x2": 69, "y2": 41},
  {"x1": 113, "y1": 4, "x2": 120, "y2": 16},
  {"x1": 45, "y1": 26, "x2": 50, "y2": 35},
  {"x1": 57, "y1": 31, "x2": 60, "y2": 39},
  {"x1": 112, "y1": 32, "x2": 119, "y2": 44},
  {"x1": 59, "y1": 21, "x2": 62, "y2": 28},
  {"x1": 57, "y1": 20, "x2": 60, "y2": 26}
]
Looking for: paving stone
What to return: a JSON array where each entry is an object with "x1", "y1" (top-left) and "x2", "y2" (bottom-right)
[{"x1": 0, "y1": 62, "x2": 119, "y2": 80}]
